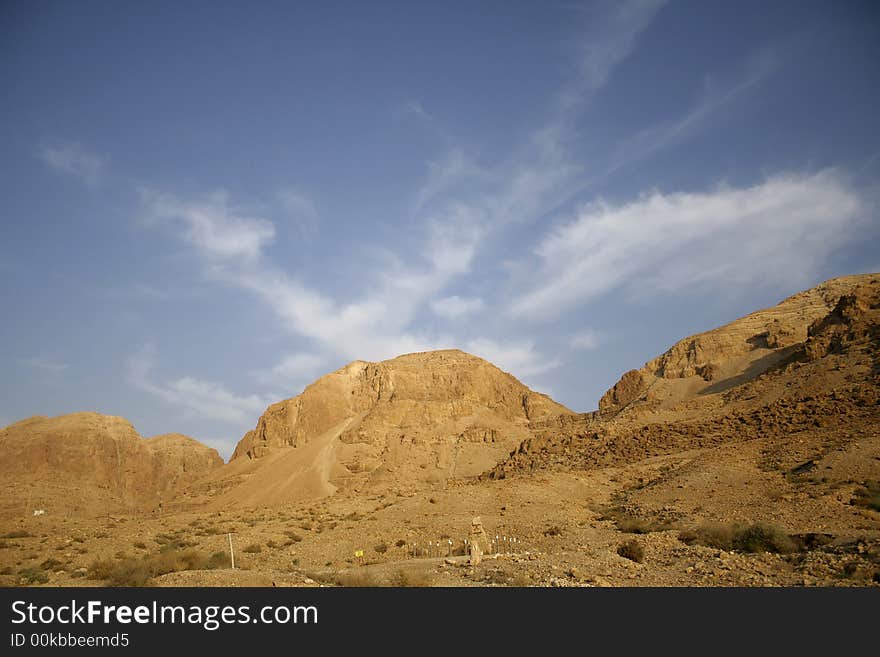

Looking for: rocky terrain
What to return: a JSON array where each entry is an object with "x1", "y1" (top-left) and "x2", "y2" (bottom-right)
[
  {"x1": 0, "y1": 273, "x2": 877, "y2": 587},
  {"x1": 192, "y1": 350, "x2": 572, "y2": 506},
  {"x1": 0, "y1": 413, "x2": 223, "y2": 516}
]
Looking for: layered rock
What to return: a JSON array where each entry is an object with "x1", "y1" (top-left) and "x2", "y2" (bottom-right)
[
  {"x1": 483, "y1": 272, "x2": 880, "y2": 480},
  {"x1": 210, "y1": 350, "x2": 573, "y2": 503},
  {"x1": 0, "y1": 413, "x2": 223, "y2": 516},
  {"x1": 599, "y1": 273, "x2": 880, "y2": 415}
]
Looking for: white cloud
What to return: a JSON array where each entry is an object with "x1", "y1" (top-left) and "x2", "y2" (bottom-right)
[
  {"x1": 569, "y1": 329, "x2": 602, "y2": 350},
  {"x1": 431, "y1": 295, "x2": 485, "y2": 319},
  {"x1": 465, "y1": 338, "x2": 560, "y2": 380},
  {"x1": 20, "y1": 356, "x2": 69, "y2": 376},
  {"x1": 38, "y1": 142, "x2": 106, "y2": 187},
  {"x1": 512, "y1": 170, "x2": 867, "y2": 318},
  {"x1": 128, "y1": 344, "x2": 271, "y2": 425},
  {"x1": 411, "y1": 149, "x2": 488, "y2": 216},
  {"x1": 142, "y1": 190, "x2": 275, "y2": 261},
  {"x1": 568, "y1": 0, "x2": 667, "y2": 100}
]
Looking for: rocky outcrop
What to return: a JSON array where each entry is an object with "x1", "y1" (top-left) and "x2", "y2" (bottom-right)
[
  {"x1": 598, "y1": 369, "x2": 647, "y2": 413},
  {"x1": 484, "y1": 273, "x2": 880, "y2": 480},
  {"x1": 0, "y1": 413, "x2": 222, "y2": 516},
  {"x1": 803, "y1": 286, "x2": 880, "y2": 361},
  {"x1": 209, "y1": 350, "x2": 573, "y2": 501},
  {"x1": 597, "y1": 274, "x2": 880, "y2": 415},
  {"x1": 233, "y1": 349, "x2": 571, "y2": 461}
]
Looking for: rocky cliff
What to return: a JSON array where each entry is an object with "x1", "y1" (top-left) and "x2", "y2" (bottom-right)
[
  {"x1": 198, "y1": 350, "x2": 573, "y2": 505},
  {"x1": 0, "y1": 413, "x2": 223, "y2": 516},
  {"x1": 486, "y1": 273, "x2": 880, "y2": 480}
]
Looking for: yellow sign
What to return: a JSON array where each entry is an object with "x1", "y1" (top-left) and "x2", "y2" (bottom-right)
[{"x1": 354, "y1": 549, "x2": 364, "y2": 558}]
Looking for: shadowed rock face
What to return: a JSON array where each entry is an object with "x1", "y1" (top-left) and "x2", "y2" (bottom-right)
[
  {"x1": 484, "y1": 273, "x2": 880, "y2": 481},
  {"x1": 0, "y1": 413, "x2": 223, "y2": 516},
  {"x1": 598, "y1": 273, "x2": 880, "y2": 415}
]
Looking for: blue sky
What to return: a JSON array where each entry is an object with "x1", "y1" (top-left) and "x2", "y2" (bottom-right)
[{"x1": 2, "y1": 0, "x2": 879, "y2": 458}]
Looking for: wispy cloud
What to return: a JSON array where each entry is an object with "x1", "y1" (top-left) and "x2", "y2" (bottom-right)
[
  {"x1": 606, "y1": 49, "x2": 779, "y2": 176},
  {"x1": 141, "y1": 185, "x2": 479, "y2": 362},
  {"x1": 128, "y1": 344, "x2": 272, "y2": 425},
  {"x1": 142, "y1": 189, "x2": 275, "y2": 261},
  {"x1": 562, "y1": 0, "x2": 668, "y2": 107},
  {"x1": 251, "y1": 352, "x2": 327, "y2": 392},
  {"x1": 512, "y1": 170, "x2": 867, "y2": 318},
  {"x1": 465, "y1": 338, "x2": 561, "y2": 380},
  {"x1": 20, "y1": 356, "x2": 69, "y2": 377},
  {"x1": 276, "y1": 186, "x2": 319, "y2": 240},
  {"x1": 133, "y1": 2, "x2": 667, "y2": 379},
  {"x1": 38, "y1": 142, "x2": 106, "y2": 187},
  {"x1": 411, "y1": 148, "x2": 488, "y2": 217},
  {"x1": 569, "y1": 329, "x2": 603, "y2": 351},
  {"x1": 430, "y1": 295, "x2": 485, "y2": 319}
]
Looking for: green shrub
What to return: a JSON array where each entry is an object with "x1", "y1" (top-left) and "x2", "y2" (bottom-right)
[{"x1": 19, "y1": 567, "x2": 49, "y2": 584}]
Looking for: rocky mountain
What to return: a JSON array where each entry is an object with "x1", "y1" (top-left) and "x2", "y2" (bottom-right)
[
  {"x1": 0, "y1": 413, "x2": 223, "y2": 516},
  {"x1": 485, "y1": 272, "x2": 880, "y2": 479},
  {"x1": 598, "y1": 273, "x2": 876, "y2": 416},
  {"x1": 194, "y1": 350, "x2": 573, "y2": 506}
]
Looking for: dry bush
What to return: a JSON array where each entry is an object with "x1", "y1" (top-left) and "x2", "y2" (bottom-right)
[
  {"x1": 334, "y1": 570, "x2": 383, "y2": 587},
  {"x1": 87, "y1": 549, "x2": 230, "y2": 586},
  {"x1": 617, "y1": 539, "x2": 645, "y2": 563},
  {"x1": 133, "y1": 541, "x2": 147, "y2": 549},
  {"x1": 243, "y1": 543, "x2": 262, "y2": 553},
  {"x1": 852, "y1": 481, "x2": 880, "y2": 512},
  {"x1": 393, "y1": 568, "x2": 434, "y2": 587},
  {"x1": 2, "y1": 530, "x2": 32, "y2": 539},
  {"x1": 543, "y1": 526, "x2": 563, "y2": 537},
  {"x1": 374, "y1": 543, "x2": 388, "y2": 554},
  {"x1": 679, "y1": 522, "x2": 797, "y2": 553},
  {"x1": 39, "y1": 558, "x2": 64, "y2": 571},
  {"x1": 602, "y1": 507, "x2": 672, "y2": 534},
  {"x1": 18, "y1": 567, "x2": 49, "y2": 585}
]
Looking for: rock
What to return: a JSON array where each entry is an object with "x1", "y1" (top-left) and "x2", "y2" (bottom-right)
[
  {"x1": 0, "y1": 413, "x2": 222, "y2": 515},
  {"x1": 225, "y1": 350, "x2": 573, "y2": 502}
]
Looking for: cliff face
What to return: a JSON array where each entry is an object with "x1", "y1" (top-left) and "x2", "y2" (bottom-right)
[
  {"x1": 232, "y1": 349, "x2": 571, "y2": 461},
  {"x1": 485, "y1": 273, "x2": 880, "y2": 481},
  {"x1": 598, "y1": 274, "x2": 880, "y2": 415},
  {"x1": 195, "y1": 350, "x2": 574, "y2": 504},
  {"x1": 0, "y1": 413, "x2": 223, "y2": 516}
]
